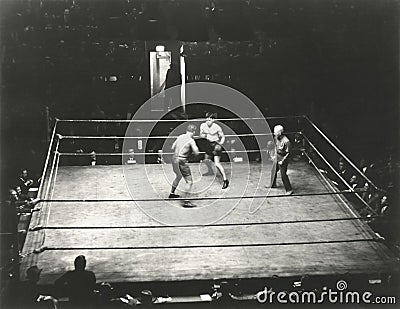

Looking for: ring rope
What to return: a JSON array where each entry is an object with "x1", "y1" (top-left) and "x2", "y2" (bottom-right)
[
  {"x1": 302, "y1": 135, "x2": 378, "y2": 216},
  {"x1": 50, "y1": 153, "x2": 61, "y2": 201},
  {"x1": 58, "y1": 115, "x2": 305, "y2": 123},
  {"x1": 32, "y1": 238, "x2": 381, "y2": 253},
  {"x1": 57, "y1": 116, "x2": 381, "y2": 195},
  {"x1": 303, "y1": 149, "x2": 361, "y2": 219},
  {"x1": 43, "y1": 140, "x2": 60, "y2": 203},
  {"x1": 27, "y1": 116, "x2": 384, "y2": 257},
  {"x1": 41, "y1": 152, "x2": 61, "y2": 230},
  {"x1": 37, "y1": 120, "x2": 59, "y2": 198},
  {"x1": 57, "y1": 132, "x2": 298, "y2": 139},
  {"x1": 35, "y1": 216, "x2": 379, "y2": 231},
  {"x1": 57, "y1": 149, "x2": 270, "y2": 156},
  {"x1": 28, "y1": 140, "x2": 61, "y2": 259},
  {"x1": 304, "y1": 116, "x2": 384, "y2": 193},
  {"x1": 305, "y1": 150, "x2": 382, "y2": 244},
  {"x1": 37, "y1": 189, "x2": 377, "y2": 203},
  {"x1": 20, "y1": 140, "x2": 61, "y2": 259}
]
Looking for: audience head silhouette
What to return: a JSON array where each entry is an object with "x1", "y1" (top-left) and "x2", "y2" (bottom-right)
[{"x1": 74, "y1": 255, "x2": 86, "y2": 271}]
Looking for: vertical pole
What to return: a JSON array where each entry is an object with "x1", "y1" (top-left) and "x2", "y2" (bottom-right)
[
  {"x1": 180, "y1": 45, "x2": 186, "y2": 113},
  {"x1": 45, "y1": 106, "x2": 50, "y2": 144}
]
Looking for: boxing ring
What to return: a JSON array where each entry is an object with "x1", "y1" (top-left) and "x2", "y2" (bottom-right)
[{"x1": 20, "y1": 116, "x2": 397, "y2": 289}]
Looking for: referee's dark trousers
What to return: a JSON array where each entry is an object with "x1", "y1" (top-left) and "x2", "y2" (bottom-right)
[{"x1": 270, "y1": 159, "x2": 292, "y2": 192}]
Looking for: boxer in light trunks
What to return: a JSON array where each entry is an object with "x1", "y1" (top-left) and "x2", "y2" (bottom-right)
[
  {"x1": 200, "y1": 112, "x2": 229, "y2": 189},
  {"x1": 169, "y1": 124, "x2": 199, "y2": 207}
]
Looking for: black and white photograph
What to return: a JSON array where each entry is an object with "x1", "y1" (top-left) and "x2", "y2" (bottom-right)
[{"x1": 0, "y1": 0, "x2": 399, "y2": 308}]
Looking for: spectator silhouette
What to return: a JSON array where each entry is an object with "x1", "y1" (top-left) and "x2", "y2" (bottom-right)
[
  {"x1": 17, "y1": 266, "x2": 57, "y2": 308},
  {"x1": 165, "y1": 63, "x2": 181, "y2": 89},
  {"x1": 55, "y1": 255, "x2": 96, "y2": 306},
  {"x1": 15, "y1": 185, "x2": 31, "y2": 201},
  {"x1": 164, "y1": 63, "x2": 182, "y2": 111},
  {"x1": 337, "y1": 159, "x2": 351, "y2": 188},
  {"x1": 10, "y1": 188, "x2": 40, "y2": 213},
  {"x1": 139, "y1": 290, "x2": 155, "y2": 307},
  {"x1": 18, "y1": 169, "x2": 34, "y2": 195},
  {"x1": 18, "y1": 266, "x2": 41, "y2": 307},
  {"x1": 95, "y1": 282, "x2": 127, "y2": 307},
  {"x1": 320, "y1": 158, "x2": 351, "y2": 190}
]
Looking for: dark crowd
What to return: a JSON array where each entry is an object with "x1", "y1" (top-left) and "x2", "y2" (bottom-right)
[
  {"x1": 3, "y1": 254, "x2": 400, "y2": 308},
  {"x1": 316, "y1": 156, "x2": 399, "y2": 243}
]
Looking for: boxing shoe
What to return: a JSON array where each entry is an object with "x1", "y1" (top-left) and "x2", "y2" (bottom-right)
[
  {"x1": 182, "y1": 200, "x2": 196, "y2": 208},
  {"x1": 222, "y1": 179, "x2": 229, "y2": 189}
]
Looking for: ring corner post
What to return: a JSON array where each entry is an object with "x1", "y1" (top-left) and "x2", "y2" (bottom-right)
[{"x1": 180, "y1": 45, "x2": 186, "y2": 114}]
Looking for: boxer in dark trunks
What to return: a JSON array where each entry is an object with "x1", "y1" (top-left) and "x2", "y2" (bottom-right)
[
  {"x1": 170, "y1": 124, "x2": 199, "y2": 207},
  {"x1": 200, "y1": 113, "x2": 229, "y2": 189}
]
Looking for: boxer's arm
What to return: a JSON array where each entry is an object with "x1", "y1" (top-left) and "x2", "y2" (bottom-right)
[
  {"x1": 278, "y1": 140, "x2": 291, "y2": 165},
  {"x1": 190, "y1": 140, "x2": 200, "y2": 156},
  {"x1": 199, "y1": 124, "x2": 207, "y2": 139},
  {"x1": 217, "y1": 127, "x2": 225, "y2": 145},
  {"x1": 269, "y1": 149, "x2": 277, "y2": 161}
]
